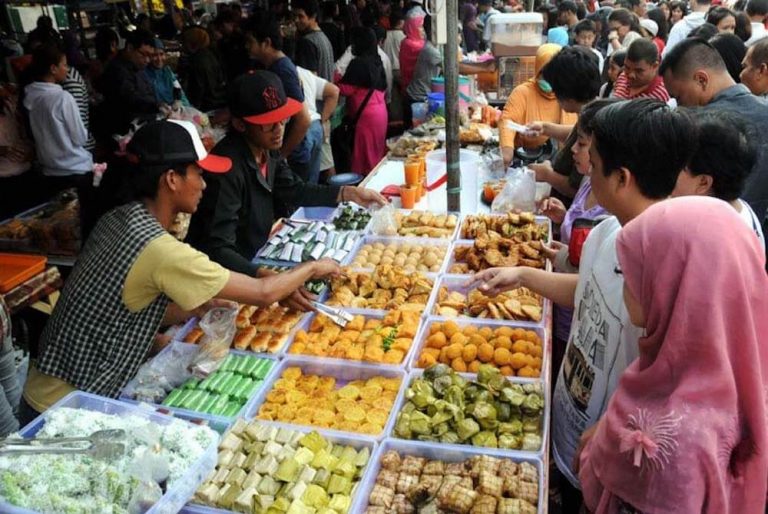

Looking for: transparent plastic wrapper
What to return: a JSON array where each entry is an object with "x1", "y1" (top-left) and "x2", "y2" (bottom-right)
[
  {"x1": 491, "y1": 167, "x2": 536, "y2": 213},
  {"x1": 122, "y1": 344, "x2": 194, "y2": 403},
  {"x1": 369, "y1": 203, "x2": 399, "y2": 236},
  {"x1": 189, "y1": 307, "x2": 238, "y2": 378},
  {"x1": 482, "y1": 148, "x2": 506, "y2": 178},
  {"x1": 127, "y1": 451, "x2": 170, "y2": 514}
]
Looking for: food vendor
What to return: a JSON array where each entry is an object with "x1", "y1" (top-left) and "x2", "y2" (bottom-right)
[
  {"x1": 186, "y1": 71, "x2": 386, "y2": 279},
  {"x1": 498, "y1": 44, "x2": 579, "y2": 168},
  {"x1": 19, "y1": 119, "x2": 341, "y2": 424}
]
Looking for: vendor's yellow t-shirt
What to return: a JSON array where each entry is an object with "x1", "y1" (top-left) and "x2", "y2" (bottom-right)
[{"x1": 24, "y1": 234, "x2": 231, "y2": 412}]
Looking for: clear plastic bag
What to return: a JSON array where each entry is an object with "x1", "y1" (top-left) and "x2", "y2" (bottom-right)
[
  {"x1": 122, "y1": 344, "x2": 194, "y2": 403},
  {"x1": 127, "y1": 450, "x2": 169, "y2": 514},
  {"x1": 491, "y1": 167, "x2": 536, "y2": 213},
  {"x1": 369, "y1": 203, "x2": 399, "y2": 236},
  {"x1": 189, "y1": 307, "x2": 238, "y2": 378}
]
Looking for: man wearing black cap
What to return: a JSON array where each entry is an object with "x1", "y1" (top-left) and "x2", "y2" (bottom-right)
[
  {"x1": 20, "y1": 119, "x2": 341, "y2": 421},
  {"x1": 187, "y1": 71, "x2": 386, "y2": 282}
]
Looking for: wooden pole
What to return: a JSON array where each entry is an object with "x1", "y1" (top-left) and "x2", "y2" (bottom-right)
[{"x1": 444, "y1": 0, "x2": 461, "y2": 212}]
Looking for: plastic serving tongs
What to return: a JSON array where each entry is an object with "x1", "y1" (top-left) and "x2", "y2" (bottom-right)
[
  {"x1": 312, "y1": 301, "x2": 354, "y2": 327},
  {"x1": 0, "y1": 429, "x2": 127, "y2": 460}
]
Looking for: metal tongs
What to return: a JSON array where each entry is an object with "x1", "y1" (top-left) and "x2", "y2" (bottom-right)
[
  {"x1": 0, "y1": 429, "x2": 127, "y2": 460},
  {"x1": 312, "y1": 301, "x2": 354, "y2": 327}
]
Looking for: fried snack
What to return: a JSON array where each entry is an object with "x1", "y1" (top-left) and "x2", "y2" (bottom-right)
[
  {"x1": 394, "y1": 210, "x2": 459, "y2": 239},
  {"x1": 351, "y1": 241, "x2": 447, "y2": 273},
  {"x1": 450, "y1": 235, "x2": 545, "y2": 273},
  {"x1": 288, "y1": 310, "x2": 419, "y2": 365},
  {"x1": 461, "y1": 212, "x2": 548, "y2": 241},
  {"x1": 417, "y1": 320, "x2": 543, "y2": 377},
  {"x1": 186, "y1": 303, "x2": 303, "y2": 353},
  {"x1": 432, "y1": 287, "x2": 543, "y2": 324},
  {"x1": 256, "y1": 367, "x2": 399, "y2": 435},
  {"x1": 327, "y1": 265, "x2": 435, "y2": 310}
]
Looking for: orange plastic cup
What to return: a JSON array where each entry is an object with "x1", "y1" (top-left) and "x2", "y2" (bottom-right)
[
  {"x1": 416, "y1": 182, "x2": 424, "y2": 200},
  {"x1": 404, "y1": 160, "x2": 421, "y2": 186},
  {"x1": 400, "y1": 184, "x2": 417, "y2": 208}
]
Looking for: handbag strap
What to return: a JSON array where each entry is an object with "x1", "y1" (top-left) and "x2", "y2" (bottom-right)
[{"x1": 351, "y1": 88, "x2": 375, "y2": 125}]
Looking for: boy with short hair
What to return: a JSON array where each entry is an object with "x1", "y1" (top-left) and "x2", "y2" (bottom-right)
[
  {"x1": 573, "y1": 19, "x2": 604, "y2": 73},
  {"x1": 469, "y1": 99, "x2": 697, "y2": 508}
]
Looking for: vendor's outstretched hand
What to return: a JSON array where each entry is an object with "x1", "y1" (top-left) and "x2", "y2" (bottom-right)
[
  {"x1": 464, "y1": 267, "x2": 525, "y2": 297},
  {"x1": 312, "y1": 258, "x2": 342, "y2": 279},
  {"x1": 281, "y1": 287, "x2": 317, "y2": 312},
  {"x1": 345, "y1": 186, "x2": 388, "y2": 208}
]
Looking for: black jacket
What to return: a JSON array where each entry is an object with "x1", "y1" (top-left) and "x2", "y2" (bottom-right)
[
  {"x1": 187, "y1": 132, "x2": 341, "y2": 276},
  {"x1": 97, "y1": 55, "x2": 158, "y2": 135}
]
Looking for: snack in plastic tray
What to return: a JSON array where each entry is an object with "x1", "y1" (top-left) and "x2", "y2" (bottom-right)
[
  {"x1": 332, "y1": 203, "x2": 372, "y2": 231},
  {"x1": 450, "y1": 236, "x2": 546, "y2": 273},
  {"x1": 288, "y1": 310, "x2": 420, "y2": 365},
  {"x1": 256, "y1": 367, "x2": 402, "y2": 436},
  {"x1": 184, "y1": 303, "x2": 304, "y2": 354},
  {"x1": 256, "y1": 219, "x2": 361, "y2": 264},
  {"x1": 395, "y1": 211, "x2": 458, "y2": 239},
  {"x1": 433, "y1": 286, "x2": 543, "y2": 323},
  {"x1": 460, "y1": 212, "x2": 548, "y2": 241},
  {"x1": 350, "y1": 240, "x2": 447, "y2": 273},
  {"x1": 364, "y1": 449, "x2": 539, "y2": 513},
  {"x1": 326, "y1": 265, "x2": 434, "y2": 311},
  {"x1": 393, "y1": 364, "x2": 544, "y2": 452},
  {"x1": 0, "y1": 405, "x2": 217, "y2": 514},
  {"x1": 162, "y1": 354, "x2": 274, "y2": 417},
  {"x1": 193, "y1": 420, "x2": 372, "y2": 513},
  {"x1": 415, "y1": 320, "x2": 543, "y2": 378}
]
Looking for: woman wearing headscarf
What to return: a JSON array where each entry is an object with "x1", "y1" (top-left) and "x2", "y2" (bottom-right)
[
  {"x1": 498, "y1": 44, "x2": 578, "y2": 168},
  {"x1": 338, "y1": 27, "x2": 388, "y2": 175},
  {"x1": 578, "y1": 196, "x2": 768, "y2": 514},
  {"x1": 399, "y1": 13, "x2": 426, "y2": 92}
]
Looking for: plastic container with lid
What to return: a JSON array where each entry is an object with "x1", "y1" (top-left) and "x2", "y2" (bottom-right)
[
  {"x1": 490, "y1": 12, "x2": 545, "y2": 55},
  {"x1": 425, "y1": 149, "x2": 482, "y2": 213}
]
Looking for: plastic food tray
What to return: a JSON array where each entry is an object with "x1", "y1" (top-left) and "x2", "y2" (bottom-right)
[
  {"x1": 289, "y1": 206, "x2": 338, "y2": 222},
  {"x1": 180, "y1": 419, "x2": 379, "y2": 514},
  {"x1": 282, "y1": 308, "x2": 425, "y2": 370},
  {"x1": 345, "y1": 235, "x2": 452, "y2": 275},
  {"x1": 458, "y1": 213, "x2": 553, "y2": 244},
  {"x1": 2, "y1": 391, "x2": 220, "y2": 514},
  {"x1": 246, "y1": 356, "x2": 407, "y2": 441},
  {"x1": 0, "y1": 253, "x2": 46, "y2": 293},
  {"x1": 352, "y1": 438, "x2": 546, "y2": 514},
  {"x1": 388, "y1": 369, "x2": 549, "y2": 458},
  {"x1": 425, "y1": 274, "x2": 549, "y2": 329},
  {"x1": 119, "y1": 342, "x2": 280, "y2": 423},
  {"x1": 406, "y1": 316, "x2": 548, "y2": 382},
  {"x1": 172, "y1": 311, "x2": 311, "y2": 356},
  {"x1": 371, "y1": 209, "x2": 461, "y2": 241},
  {"x1": 445, "y1": 239, "x2": 553, "y2": 276}
]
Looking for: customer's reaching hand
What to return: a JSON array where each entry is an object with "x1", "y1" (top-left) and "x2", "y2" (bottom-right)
[{"x1": 464, "y1": 267, "x2": 525, "y2": 297}]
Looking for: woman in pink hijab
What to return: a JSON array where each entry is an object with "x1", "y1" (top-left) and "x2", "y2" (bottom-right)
[
  {"x1": 578, "y1": 196, "x2": 768, "y2": 514},
  {"x1": 399, "y1": 14, "x2": 426, "y2": 91}
]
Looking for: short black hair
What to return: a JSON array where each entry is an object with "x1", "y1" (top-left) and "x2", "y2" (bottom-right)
[
  {"x1": 558, "y1": 0, "x2": 578, "y2": 14},
  {"x1": 541, "y1": 46, "x2": 601, "y2": 103},
  {"x1": 589, "y1": 99, "x2": 697, "y2": 199},
  {"x1": 669, "y1": 0, "x2": 687, "y2": 14},
  {"x1": 709, "y1": 33, "x2": 746, "y2": 83},
  {"x1": 293, "y1": 0, "x2": 320, "y2": 18},
  {"x1": 735, "y1": 12, "x2": 752, "y2": 42},
  {"x1": 574, "y1": 19, "x2": 597, "y2": 35},
  {"x1": 126, "y1": 28, "x2": 155, "y2": 50},
  {"x1": 752, "y1": 37, "x2": 768, "y2": 66},
  {"x1": 747, "y1": 0, "x2": 768, "y2": 17},
  {"x1": 608, "y1": 8, "x2": 640, "y2": 31},
  {"x1": 627, "y1": 38, "x2": 659, "y2": 64},
  {"x1": 243, "y1": 17, "x2": 283, "y2": 50},
  {"x1": 36, "y1": 15, "x2": 53, "y2": 29},
  {"x1": 685, "y1": 110, "x2": 756, "y2": 201},
  {"x1": 374, "y1": 25, "x2": 386, "y2": 42},
  {"x1": 390, "y1": 10, "x2": 404, "y2": 26},
  {"x1": 659, "y1": 37, "x2": 727, "y2": 77},
  {"x1": 321, "y1": 1, "x2": 337, "y2": 19},
  {"x1": 94, "y1": 27, "x2": 118, "y2": 61},
  {"x1": 688, "y1": 22, "x2": 718, "y2": 40},
  {"x1": 577, "y1": 98, "x2": 621, "y2": 135},
  {"x1": 132, "y1": 164, "x2": 190, "y2": 200},
  {"x1": 706, "y1": 6, "x2": 735, "y2": 26},
  {"x1": 646, "y1": 8, "x2": 669, "y2": 41},
  {"x1": 31, "y1": 43, "x2": 64, "y2": 80}
]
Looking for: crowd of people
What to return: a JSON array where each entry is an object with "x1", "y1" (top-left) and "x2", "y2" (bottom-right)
[{"x1": 0, "y1": 0, "x2": 766, "y2": 513}]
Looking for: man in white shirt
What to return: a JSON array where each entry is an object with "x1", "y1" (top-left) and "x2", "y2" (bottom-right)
[
  {"x1": 477, "y1": 0, "x2": 501, "y2": 46},
  {"x1": 745, "y1": 0, "x2": 768, "y2": 46},
  {"x1": 296, "y1": 65, "x2": 340, "y2": 183},
  {"x1": 469, "y1": 99, "x2": 697, "y2": 507},
  {"x1": 663, "y1": 0, "x2": 710, "y2": 57}
]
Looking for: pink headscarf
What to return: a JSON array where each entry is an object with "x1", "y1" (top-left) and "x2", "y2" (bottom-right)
[
  {"x1": 399, "y1": 14, "x2": 426, "y2": 90},
  {"x1": 579, "y1": 197, "x2": 768, "y2": 514}
]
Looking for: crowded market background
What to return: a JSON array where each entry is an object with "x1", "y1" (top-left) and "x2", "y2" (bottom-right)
[{"x1": 0, "y1": 0, "x2": 766, "y2": 511}]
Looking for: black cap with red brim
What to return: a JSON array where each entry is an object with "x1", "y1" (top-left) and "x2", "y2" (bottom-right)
[{"x1": 229, "y1": 70, "x2": 303, "y2": 125}]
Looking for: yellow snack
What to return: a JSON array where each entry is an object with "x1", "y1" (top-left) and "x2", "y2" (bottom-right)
[
  {"x1": 265, "y1": 391, "x2": 286, "y2": 404},
  {"x1": 382, "y1": 377, "x2": 402, "y2": 391},
  {"x1": 366, "y1": 409, "x2": 389, "y2": 426},
  {"x1": 282, "y1": 367, "x2": 303, "y2": 381},
  {"x1": 344, "y1": 406, "x2": 367, "y2": 423},
  {"x1": 360, "y1": 384, "x2": 383, "y2": 401},
  {"x1": 338, "y1": 384, "x2": 361, "y2": 400}
]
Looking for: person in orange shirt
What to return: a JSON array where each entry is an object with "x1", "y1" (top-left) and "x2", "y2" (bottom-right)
[{"x1": 498, "y1": 44, "x2": 578, "y2": 168}]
